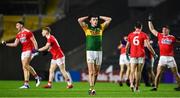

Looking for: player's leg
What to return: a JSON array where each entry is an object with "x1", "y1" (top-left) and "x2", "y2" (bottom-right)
[
  {"x1": 171, "y1": 66, "x2": 180, "y2": 90},
  {"x1": 151, "y1": 65, "x2": 165, "y2": 91},
  {"x1": 168, "y1": 58, "x2": 180, "y2": 91},
  {"x1": 119, "y1": 64, "x2": 125, "y2": 86},
  {"x1": 86, "y1": 51, "x2": 96, "y2": 94},
  {"x1": 20, "y1": 57, "x2": 31, "y2": 89},
  {"x1": 28, "y1": 65, "x2": 41, "y2": 87},
  {"x1": 149, "y1": 66, "x2": 155, "y2": 86},
  {"x1": 129, "y1": 58, "x2": 136, "y2": 91},
  {"x1": 125, "y1": 63, "x2": 130, "y2": 86},
  {"x1": 43, "y1": 61, "x2": 57, "y2": 88},
  {"x1": 134, "y1": 63, "x2": 144, "y2": 91},
  {"x1": 23, "y1": 52, "x2": 41, "y2": 87},
  {"x1": 93, "y1": 64, "x2": 99, "y2": 84},
  {"x1": 87, "y1": 62, "x2": 95, "y2": 92},
  {"x1": 58, "y1": 57, "x2": 73, "y2": 88}
]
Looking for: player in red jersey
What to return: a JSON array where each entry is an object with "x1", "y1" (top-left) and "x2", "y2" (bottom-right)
[
  {"x1": 118, "y1": 36, "x2": 130, "y2": 86},
  {"x1": 126, "y1": 22, "x2": 157, "y2": 92},
  {"x1": 37, "y1": 27, "x2": 73, "y2": 89},
  {"x1": 1, "y1": 21, "x2": 41, "y2": 89},
  {"x1": 148, "y1": 17, "x2": 180, "y2": 91}
]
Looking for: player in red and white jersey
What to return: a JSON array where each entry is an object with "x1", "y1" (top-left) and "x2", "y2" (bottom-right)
[
  {"x1": 38, "y1": 27, "x2": 73, "y2": 89},
  {"x1": 1, "y1": 21, "x2": 41, "y2": 89},
  {"x1": 148, "y1": 18, "x2": 180, "y2": 91},
  {"x1": 126, "y1": 22, "x2": 157, "y2": 92},
  {"x1": 118, "y1": 36, "x2": 130, "y2": 86}
]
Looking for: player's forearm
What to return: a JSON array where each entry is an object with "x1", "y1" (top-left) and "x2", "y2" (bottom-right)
[
  {"x1": 100, "y1": 16, "x2": 112, "y2": 24},
  {"x1": 147, "y1": 44, "x2": 156, "y2": 56},
  {"x1": 148, "y1": 21, "x2": 155, "y2": 32},
  {"x1": 148, "y1": 21, "x2": 158, "y2": 36},
  {"x1": 125, "y1": 42, "x2": 130, "y2": 54},
  {"x1": 6, "y1": 43, "x2": 18, "y2": 47},
  {"x1": 38, "y1": 46, "x2": 48, "y2": 52},
  {"x1": 78, "y1": 16, "x2": 88, "y2": 23},
  {"x1": 33, "y1": 41, "x2": 38, "y2": 49}
]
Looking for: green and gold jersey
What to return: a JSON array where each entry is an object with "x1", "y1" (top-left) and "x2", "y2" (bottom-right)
[{"x1": 82, "y1": 23, "x2": 106, "y2": 51}]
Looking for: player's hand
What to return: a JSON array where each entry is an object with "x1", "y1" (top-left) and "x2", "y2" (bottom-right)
[
  {"x1": 153, "y1": 54, "x2": 158, "y2": 60},
  {"x1": 148, "y1": 13, "x2": 153, "y2": 21},
  {"x1": 1, "y1": 40, "x2": 6, "y2": 46},
  {"x1": 126, "y1": 53, "x2": 130, "y2": 61},
  {"x1": 32, "y1": 49, "x2": 39, "y2": 54}
]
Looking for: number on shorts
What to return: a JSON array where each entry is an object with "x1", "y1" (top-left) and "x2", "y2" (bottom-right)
[{"x1": 133, "y1": 36, "x2": 139, "y2": 46}]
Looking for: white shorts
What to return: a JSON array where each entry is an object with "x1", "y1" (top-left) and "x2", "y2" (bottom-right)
[
  {"x1": 51, "y1": 56, "x2": 65, "y2": 66},
  {"x1": 119, "y1": 54, "x2": 130, "y2": 65},
  {"x1": 130, "y1": 57, "x2": 144, "y2": 64},
  {"x1": 158, "y1": 56, "x2": 177, "y2": 68},
  {"x1": 86, "y1": 51, "x2": 102, "y2": 65},
  {"x1": 21, "y1": 50, "x2": 37, "y2": 60}
]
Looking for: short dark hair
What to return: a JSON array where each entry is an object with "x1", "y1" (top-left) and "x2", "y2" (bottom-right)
[
  {"x1": 42, "y1": 27, "x2": 51, "y2": 33},
  {"x1": 134, "y1": 21, "x2": 142, "y2": 29},
  {"x1": 162, "y1": 25, "x2": 170, "y2": 29},
  {"x1": 16, "y1": 21, "x2": 24, "y2": 26},
  {"x1": 88, "y1": 13, "x2": 99, "y2": 21}
]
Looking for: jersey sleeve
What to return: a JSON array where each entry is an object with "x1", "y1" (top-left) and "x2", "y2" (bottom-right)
[
  {"x1": 81, "y1": 23, "x2": 88, "y2": 32},
  {"x1": 172, "y1": 36, "x2": 176, "y2": 43},
  {"x1": 47, "y1": 37, "x2": 52, "y2": 45},
  {"x1": 157, "y1": 32, "x2": 161, "y2": 38},
  {"x1": 16, "y1": 34, "x2": 19, "y2": 39},
  {"x1": 28, "y1": 32, "x2": 33, "y2": 38},
  {"x1": 100, "y1": 23, "x2": 106, "y2": 31}
]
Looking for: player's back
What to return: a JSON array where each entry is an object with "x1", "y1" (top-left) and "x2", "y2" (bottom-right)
[
  {"x1": 128, "y1": 31, "x2": 148, "y2": 57},
  {"x1": 48, "y1": 35, "x2": 64, "y2": 59}
]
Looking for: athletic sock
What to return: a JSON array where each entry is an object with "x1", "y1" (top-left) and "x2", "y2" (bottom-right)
[
  {"x1": 24, "y1": 81, "x2": 29, "y2": 86},
  {"x1": 48, "y1": 81, "x2": 52, "y2": 86},
  {"x1": 66, "y1": 79, "x2": 72, "y2": 85}
]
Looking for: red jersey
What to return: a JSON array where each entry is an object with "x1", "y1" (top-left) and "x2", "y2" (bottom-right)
[
  {"x1": 16, "y1": 29, "x2": 34, "y2": 52},
  {"x1": 157, "y1": 33, "x2": 175, "y2": 56},
  {"x1": 128, "y1": 31, "x2": 148, "y2": 57},
  {"x1": 120, "y1": 45, "x2": 126, "y2": 54},
  {"x1": 47, "y1": 35, "x2": 64, "y2": 59}
]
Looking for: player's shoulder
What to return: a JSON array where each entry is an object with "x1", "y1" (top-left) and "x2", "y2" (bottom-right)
[
  {"x1": 128, "y1": 32, "x2": 134, "y2": 36},
  {"x1": 169, "y1": 34, "x2": 175, "y2": 38},
  {"x1": 24, "y1": 28, "x2": 31, "y2": 33},
  {"x1": 140, "y1": 31, "x2": 147, "y2": 35}
]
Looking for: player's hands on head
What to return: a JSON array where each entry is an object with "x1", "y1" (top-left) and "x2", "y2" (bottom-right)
[{"x1": 1, "y1": 40, "x2": 6, "y2": 46}]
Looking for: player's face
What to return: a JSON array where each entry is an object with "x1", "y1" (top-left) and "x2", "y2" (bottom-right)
[
  {"x1": 42, "y1": 30, "x2": 47, "y2": 37},
  {"x1": 90, "y1": 17, "x2": 98, "y2": 27},
  {"x1": 16, "y1": 23, "x2": 23, "y2": 32},
  {"x1": 162, "y1": 27, "x2": 169, "y2": 35},
  {"x1": 124, "y1": 36, "x2": 128, "y2": 41}
]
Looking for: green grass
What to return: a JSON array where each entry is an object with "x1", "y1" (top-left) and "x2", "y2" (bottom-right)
[{"x1": 0, "y1": 81, "x2": 179, "y2": 98}]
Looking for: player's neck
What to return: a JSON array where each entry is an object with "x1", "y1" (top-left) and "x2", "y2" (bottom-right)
[{"x1": 46, "y1": 34, "x2": 51, "y2": 38}]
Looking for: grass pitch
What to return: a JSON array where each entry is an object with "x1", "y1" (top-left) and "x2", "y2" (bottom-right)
[{"x1": 0, "y1": 80, "x2": 179, "y2": 98}]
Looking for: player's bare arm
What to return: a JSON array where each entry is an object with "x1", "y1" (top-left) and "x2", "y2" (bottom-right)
[
  {"x1": 100, "y1": 16, "x2": 112, "y2": 28},
  {"x1": 3, "y1": 38, "x2": 19, "y2": 47},
  {"x1": 30, "y1": 36, "x2": 38, "y2": 49},
  {"x1": 78, "y1": 16, "x2": 88, "y2": 27},
  {"x1": 118, "y1": 44, "x2": 122, "y2": 50},
  {"x1": 38, "y1": 43, "x2": 51, "y2": 52},
  {"x1": 148, "y1": 21, "x2": 158, "y2": 37},
  {"x1": 125, "y1": 42, "x2": 130, "y2": 54},
  {"x1": 145, "y1": 39, "x2": 156, "y2": 56}
]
